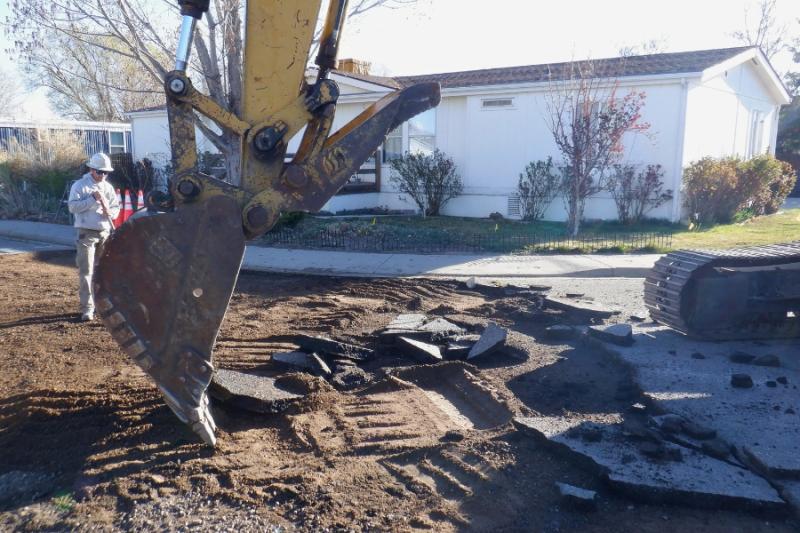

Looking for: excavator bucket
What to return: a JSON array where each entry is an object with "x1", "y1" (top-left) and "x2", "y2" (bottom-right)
[{"x1": 94, "y1": 196, "x2": 245, "y2": 445}]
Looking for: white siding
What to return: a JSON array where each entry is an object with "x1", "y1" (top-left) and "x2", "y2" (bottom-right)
[
  {"x1": 683, "y1": 61, "x2": 779, "y2": 164},
  {"x1": 326, "y1": 81, "x2": 685, "y2": 221},
  {"x1": 130, "y1": 112, "x2": 217, "y2": 166}
]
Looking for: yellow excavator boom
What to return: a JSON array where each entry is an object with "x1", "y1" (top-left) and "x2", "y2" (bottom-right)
[{"x1": 93, "y1": 0, "x2": 440, "y2": 445}]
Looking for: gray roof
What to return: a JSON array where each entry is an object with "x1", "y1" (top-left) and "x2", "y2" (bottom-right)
[{"x1": 391, "y1": 47, "x2": 755, "y2": 89}]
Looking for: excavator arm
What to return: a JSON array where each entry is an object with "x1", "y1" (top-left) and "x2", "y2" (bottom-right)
[{"x1": 93, "y1": 0, "x2": 440, "y2": 445}]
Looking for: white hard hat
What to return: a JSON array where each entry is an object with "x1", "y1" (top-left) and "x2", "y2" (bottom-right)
[{"x1": 88, "y1": 152, "x2": 114, "y2": 172}]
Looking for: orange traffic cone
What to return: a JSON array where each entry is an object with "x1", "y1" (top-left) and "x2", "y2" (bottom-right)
[
  {"x1": 122, "y1": 189, "x2": 134, "y2": 222},
  {"x1": 113, "y1": 189, "x2": 125, "y2": 227},
  {"x1": 136, "y1": 189, "x2": 145, "y2": 213}
]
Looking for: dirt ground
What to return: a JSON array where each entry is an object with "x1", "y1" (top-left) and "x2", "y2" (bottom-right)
[{"x1": 0, "y1": 250, "x2": 797, "y2": 532}]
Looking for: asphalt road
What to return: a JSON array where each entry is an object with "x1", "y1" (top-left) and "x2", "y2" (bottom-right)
[{"x1": 476, "y1": 276, "x2": 647, "y2": 319}]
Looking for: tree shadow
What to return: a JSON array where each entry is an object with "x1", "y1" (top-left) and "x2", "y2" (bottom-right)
[
  {"x1": 0, "y1": 387, "x2": 207, "y2": 512},
  {"x1": 0, "y1": 313, "x2": 82, "y2": 329}
]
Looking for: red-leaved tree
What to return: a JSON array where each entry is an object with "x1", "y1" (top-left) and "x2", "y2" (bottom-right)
[{"x1": 545, "y1": 60, "x2": 650, "y2": 235}]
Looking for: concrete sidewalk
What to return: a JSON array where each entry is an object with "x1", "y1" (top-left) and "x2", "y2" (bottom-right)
[{"x1": 0, "y1": 220, "x2": 660, "y2": 278}]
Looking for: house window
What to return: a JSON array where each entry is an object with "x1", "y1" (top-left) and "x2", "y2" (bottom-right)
[
  {"x1": 382, "y1": 108, "x2": 437, "y2": 161},
  {"x1": 109, "y1": 131, "x2": 126, "y2": 154},
  {"x1": 383, "y1": 126, "x2": 402, "y2": 163},
  {"x1": 482, "y1": 97, "x2": 514, "y2": 109},
  {"x1": 408, "y1": 108, "x2": 435, "y2": 155}
]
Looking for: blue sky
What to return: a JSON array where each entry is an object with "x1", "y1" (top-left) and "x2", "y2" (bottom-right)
[{"x1": 1, "y1": 0, "x2": 799, "y2": 120}]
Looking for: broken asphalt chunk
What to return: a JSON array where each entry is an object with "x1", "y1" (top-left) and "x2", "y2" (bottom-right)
[
  {"x1": 588, "y1": 323, "x2": 634, "y2": 346},
  {"x1": 513, "y1": 416, "x2": 785, "y2": 510},
  {"x1": 731, "y1": 374, "x2": 754, "y2": 389},
  {"x1": 397, "y1": 337, "x2": 443, "y2": 364},
  {"x1": 386, "y1": 314, "x2": 427, "y2": 331},
  {"x1": 210, "y1": 369, "x2": 304, "y2": 414},
  {"x1": 555, "y1": 482, "x2": 597, "y2": 511},
  {"x1": 417, "y1": 317, "x2": 464, "y2": 337},
  {"x1": 680, "y1": 420, "x2": 716, "y2": 440},
  {"x1": 467, "y1": 323, "x2": 507, "y2": 360},
  {"x1": 753, "y1": 354, "x2": 780, "y2": 367},
  {"x1": 295, "y1": 334, "x2": 373, "y2": 361},
  {"x1": 331, "y1": 365, "x2": 373, "y2": 390},
  {"x1": 272, "y1": 351, "x2": 332, "y2": 377},
  {"x1": 701, "y1": 438, "x2": 732, "y2": 460}
]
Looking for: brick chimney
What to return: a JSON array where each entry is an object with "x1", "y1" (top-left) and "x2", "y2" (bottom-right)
[{"x1": 337, "y1": 58, "x2": 372, "y2": 75}]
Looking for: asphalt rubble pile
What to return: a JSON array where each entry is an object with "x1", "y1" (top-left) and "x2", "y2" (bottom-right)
[
  {"x1": 210, "y1": 279, "x2": 610, "y2": 410},
  {"x1": 210, "y1": 278, "x2": 800, "y2": 516},
  {"x1": 518, "y1": 319, "x2": 800, "y2": 515}
]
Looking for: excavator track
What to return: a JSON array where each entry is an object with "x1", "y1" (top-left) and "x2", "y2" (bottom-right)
[{"x1": 644, "y1": 241, "x2": 800, "y2": 340}]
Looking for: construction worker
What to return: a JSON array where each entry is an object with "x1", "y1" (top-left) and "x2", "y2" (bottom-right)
[{"x1": 68, "y1": 153, "x2": 120, "y2": 322}]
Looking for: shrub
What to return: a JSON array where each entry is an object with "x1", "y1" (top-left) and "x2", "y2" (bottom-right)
[
  {"x1": 389, "y1": 149, "x2": 463, "y2": 216},
  {"x1": 517, "y1": 157, "x2": 559, "y2": 221},
  {"x1": 0, "y1": 130, "x2": 86, "y2": 221},
  {"x1": 606, "y1": 164, "x2": 672, "y2": 224},
  {"x1": 683, "y1": 155, "x2": 797, "y2": 224},
  {"x1": 743, "y1": 155, "x2": 796, "y2": 214},
  {"x1": 683, "y1": 157, "x2": 742, "y2": 224}
]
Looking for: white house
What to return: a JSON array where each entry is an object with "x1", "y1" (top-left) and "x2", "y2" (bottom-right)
[{"x1": 127, "y1": 46, "x2": 791, "y2": 223}]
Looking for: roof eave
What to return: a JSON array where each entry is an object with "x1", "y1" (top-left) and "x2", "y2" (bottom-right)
[
  {"x1": 126, "y1": 108, "x2": 168, "y2": 118},
  {"x1": 700, "y1": 48, "x2": 791, "y2": 104},
  {"x1": 335, "y1": 71, "x2": 705, "y2": 104}
]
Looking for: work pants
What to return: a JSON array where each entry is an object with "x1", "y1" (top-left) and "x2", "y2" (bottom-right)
[{"x1": 76, "y1": 228, "x2": 109, "y2": 315}]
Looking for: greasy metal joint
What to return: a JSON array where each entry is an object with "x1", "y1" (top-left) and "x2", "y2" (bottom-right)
[
  {"x1": 305, "y1": 79, "x2": 339, "y2": 112},
  {"x1": 166, "y1": 72, "x2": 190, "y2": 97},
  {"x1": 146, "y1": 190, "x2": 174, "y2": 211},
  {"x1": 176, "y1": 177, "x2": 203, "y2": 199},
  {"x1": 283, "y1": 166, "x2": 309, "y2": 189},
  {"x1": 245, "y1": 204, "x2": 271, "y2": 231},
  {"x1": 253, "y1": 122, "x2": 288, "y2": 154}
]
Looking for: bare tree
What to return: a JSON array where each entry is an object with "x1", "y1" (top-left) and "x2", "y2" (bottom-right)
[
  {"x1": 7, "y1": 0, "x2": 418, "y2": 179},
  {"x1": 732, "y1": 0, "x2": 787, "y2": 59},
  {"x1": 0, "y1": 69, "x2": 23, "y2": 117},
  {"x1": 618, "y1": 38, "x2": 668, "y2": 58},
  {"x1": 18, "y1": 32, "x2": 165, "y2": 121},
  {"x1": 544, "y1": 60, "x2": 651, "y2": 236}
]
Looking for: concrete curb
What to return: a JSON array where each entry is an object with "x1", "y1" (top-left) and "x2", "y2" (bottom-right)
[
  {"x1": 239, "y1": 262, "x2": 654, "y2": 279},
  {"x1": 0, "y1": 221, "x2": 75, "y2": 247}
]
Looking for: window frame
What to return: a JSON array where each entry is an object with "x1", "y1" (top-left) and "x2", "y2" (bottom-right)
[
  {"x1": 480, "y1": 97, "x2": 516, "y2": 111},
  {"x1": 109, "y1": 130, "x2": 127, "y2": 154},
  {"x1": 383, "y1": 108, "x2": 437, "y2": 162}
]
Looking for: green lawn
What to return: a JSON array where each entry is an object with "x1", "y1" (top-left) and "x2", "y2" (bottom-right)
[
  {"x1": 671, "y1": 208, "x2": 800, "y2": 249},
  {"x1": 265, "y1": 208, "x2": 800, "y2": 254}
]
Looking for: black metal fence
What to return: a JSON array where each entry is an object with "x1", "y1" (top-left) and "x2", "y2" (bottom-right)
[{"x1": 262, "y1": 227, "x2": 673, "y2": 254}]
